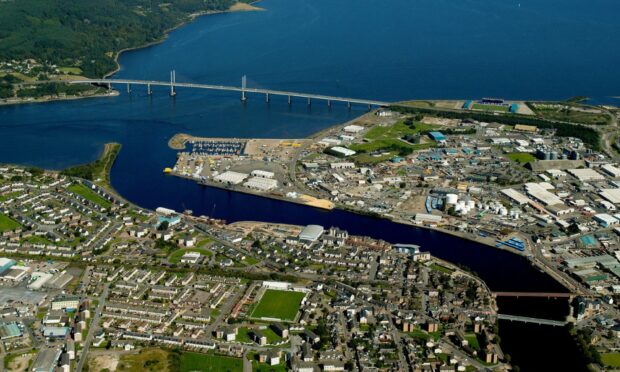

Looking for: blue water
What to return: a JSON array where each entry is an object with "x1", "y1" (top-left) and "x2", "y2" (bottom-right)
[{"x1": 1, "y1": 1, "x2": 616, "y2": 369}]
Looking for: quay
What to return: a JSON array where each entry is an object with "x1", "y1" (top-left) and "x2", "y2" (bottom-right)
[{"x1": 70, "y1": 73, "x2": 389, "y2": 108}]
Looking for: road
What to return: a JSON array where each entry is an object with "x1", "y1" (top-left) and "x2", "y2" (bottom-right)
[{"x1": 76, "y1": 283, "x2": 110, "y2": 372}]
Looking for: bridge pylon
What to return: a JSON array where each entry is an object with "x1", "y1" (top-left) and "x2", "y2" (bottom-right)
[
  {"x1": 170, "y1": 70, "x2": 176, "y2": 97},
  {"x1": 241, "y1": 75, "x2": 247, "y2": 102}
]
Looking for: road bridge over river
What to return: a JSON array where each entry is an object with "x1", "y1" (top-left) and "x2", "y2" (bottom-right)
[
  {"x1": 71, "y1": 72, "x2": 389, "y2": 108},
  {"x1": 498, "y1": 313, "x2": 568, "y2": 327}
]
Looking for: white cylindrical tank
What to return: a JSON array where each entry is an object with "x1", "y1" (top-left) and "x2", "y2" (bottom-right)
[
  {"x1": 466, "y1": 200, "x2": 475, "y2": 209},
  {"x1": 446, "y1": 193, "x2": 458, "y2": 205},
  {"x1": 500, "y1": 207, "x2": 508, "y2": 216}
]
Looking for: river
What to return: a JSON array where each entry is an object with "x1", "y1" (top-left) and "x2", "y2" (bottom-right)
[{"x1": 3, "y1": 0, "x2": 618, "y2": 369}]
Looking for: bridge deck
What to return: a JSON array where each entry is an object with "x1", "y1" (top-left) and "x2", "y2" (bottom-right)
[
  {"x1": 492, "y1": 292, "x2": 573, "y2": 298},
  {"x1": 498, "y1": 313, "x2": 567, "y2": 326},
  {"x1": 71, "y1": 79, "x2": 389, "y2": 106}
]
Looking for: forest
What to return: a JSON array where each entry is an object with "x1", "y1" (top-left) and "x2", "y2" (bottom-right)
[{"x1": 0, "y1": 0, "x2": 243, "y2": 77}]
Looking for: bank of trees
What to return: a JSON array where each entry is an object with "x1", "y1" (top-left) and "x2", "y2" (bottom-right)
[{"x1": 0, "y1": 0, "x2": 244, "y2": 77}]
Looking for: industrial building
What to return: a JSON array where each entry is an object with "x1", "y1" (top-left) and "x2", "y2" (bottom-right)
[
  {"x1": 244, "y1": 177, "x2": 278, "y2": 191},
  {"x1": 601, "y1": 164, "x2": 620, "y2": 178},
  {"x1": 298, "y1": 225, "x2": 324, "y2": 242},
  {"x1": 326, "y1": 146, "x2": 356, "y2": 157},
  {"x1": 0, "y1": 258, "x2": 15, "y2": 275},
  {"x1": 567, "y1": 168, "x2": 606, "y2": 182},
  {"x1": 428, "y1": 131, "x2": 446, "y2": 143},
  {"x1": 214, "y1": 171, "x2": 248, "y2": 185}
]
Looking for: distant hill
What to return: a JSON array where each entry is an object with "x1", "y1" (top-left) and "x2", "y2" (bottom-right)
[{"x1": 0, "y1": 0, "x2": 241, "y2": 77}]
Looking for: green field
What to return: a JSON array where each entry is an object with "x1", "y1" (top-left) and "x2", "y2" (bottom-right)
[
  {"x1": 505, "y1": 152, "x2": 537, "y2": 163},
  {"x1": 471, "y1": 103, "x2": 510, "y2": 112},
  {"x1": 0, "y1": 192, "x2": 21, "y2": 202},
  {"x1": 250, "y1": 289, "x2": 305, "y2": 321},
  {"x1": 532, "y1": 104, "x2": 610, "y2": 125},
  {"x1": 168, "y1": 248, "x2": 213, "y2": 264},
  {"x1": 431, "y1": 264, "x2": 454, "y2": 274},
  {"x1": 180, "y1": 352, "x2": 242, "y2": 372},
  {"x1": 348, "y1": 120, "x2": 438, "y2": 164},
  {"x1": 464, "y1": 333, "x2": 480, "y2": 351},
  {"x1": 602, "y1": 352, "x2": 620, "y2": 368},
  {"x1": 58, "y1": 67, "x2": 83, "y2": 75},
  {"x1": 67, "y1": 183, "x2": 111, "y2": 209},
  {"x1": 0, "y1": 214, "x2": 20, "y2": 232}
]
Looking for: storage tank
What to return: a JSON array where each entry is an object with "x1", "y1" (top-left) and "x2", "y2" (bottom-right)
[
  {"x1": 466, "y1": 200, "x2": 475, "y2": 209},
  {"x1": 499, "y1": 207, "x2": 508, "y2": 216},
  {"x1": 446, "y1": 193, "x2": 459, "y2": 205}
]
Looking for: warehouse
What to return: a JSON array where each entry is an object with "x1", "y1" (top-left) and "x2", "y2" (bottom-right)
[
  {"x1": 343, "y1": 125, "x2": 364, "y2": 133},
  {"x1": 501, "y1": 188, "x2": 530, "y2": 205},
  {"x1": 594, "y1": 213, "x2": 619, "y2": 228},
  {"x1": 600, "y1": 188, "x2": 620, "y2": 205},
  {"x1": 524, "y1": 183, "x2": 563, "y2": 206},
  {"x1": 214, "y1": 171, "x2": 248, "y2": 185},
  {"x1": 298, "y1": 225, "x2": 324, "y2": 242},
  {"x1": 601, "y1": 164, "x2": 620, "y2": 178},
  {"x1": 567, "y1": 168, "x2": 606, "y2": 182},
  {"x1": 0, "y1": 258, "x2": 15, "y2": 275},
  {"x1": 414, "y1": 213, "x2": 442, "y2": 223},
  {"x1": 251, "y1": 170, "x2": 275, "y2": 179},
  {"x1": 244, "y1": 177, "x2": 278, "y2": 191},
  {"x1": 428, "y1": 131, "x2": 446, "y2": 143},
  {"x1": 326, "y1": 146, "x2": 356, "y2": 157}
]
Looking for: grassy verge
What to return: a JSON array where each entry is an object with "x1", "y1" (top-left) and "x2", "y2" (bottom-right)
[
  {"x1": 505, "y1": 152, "x2": 537, "y2": 163},
  {"x1": 67, "y1": 183, "x2": 111, "y2": 209},
  {"x1": 0, "y1": 214, "x2": 21, "y2": 231}
]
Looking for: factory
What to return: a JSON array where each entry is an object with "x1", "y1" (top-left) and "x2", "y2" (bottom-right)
[{"x1": 213, "y1": 171, "x2": 248, "y2": 185}]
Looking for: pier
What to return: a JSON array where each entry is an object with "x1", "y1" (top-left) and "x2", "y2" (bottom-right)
[
  {"x1": 498, "y1": 314, "x2": 568, "y2": 327},
  {"x1": 71, "y1": 73, "x2": 389, "y2": 108}
]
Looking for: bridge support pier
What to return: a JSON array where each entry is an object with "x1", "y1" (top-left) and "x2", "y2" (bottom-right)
[
  {"x1": 347, "y1": 101, "x2": 351, "y2": 109},
  {"x1": 241, "y1": 75, "x2": 247, "y2": 102},
  {"x1": 307, "y1": 97, "x2": 311, "y2": 106},
  {"x1": 327, "y1": 100, "x2": 331, "y2": 108},
  {"x1": 147, "y1": 83, "x2": 152, "y2": 95},
  {"x1": 265, "y1": 93, "x2": 270, "y2": 103},
  {"x1": 107, "y1": 83, "x2": 111, "y2": 90},
  {"x1": 288, "y1": 96, "x2": 291, "y2": 105},
  {"x1": 170, "y1": 70, "x2": 176, "y2": 97},
  {"x1": 126, "y1": 83, "x2": 131, "y2": 94}
]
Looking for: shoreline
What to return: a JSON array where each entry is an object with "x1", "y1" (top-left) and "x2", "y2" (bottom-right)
[
  {"x1": 103, "y1": 1, "x2": 264, "y2": 79},
  {"x1": 0, "y1": 90, "x2": 119, "y2": 107}
]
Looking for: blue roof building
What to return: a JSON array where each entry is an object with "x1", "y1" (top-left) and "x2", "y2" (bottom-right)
[{"x1": 428, "y1": 132, "x2": 446, "y2": 142}]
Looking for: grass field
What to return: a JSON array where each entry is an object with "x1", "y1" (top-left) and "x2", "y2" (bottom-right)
[
  {"x1": 118, "y1": 348, "x2": 172, "y2": 372},
  {"x1": 348, "y1": 120, "x2": 438, "y2": 164},
  {"x1": 471, "y1": 103, "x2": 509, "y2": 112},
  {"x1": 464, "y1": 333, "x2": 480, "y2": 351},
  {"x1": 180, "y1": 352, "x2": 242, "y2": 372},
  {"x1": 168, "y1": 248, "x2": 213, "y2": 264},
  {"x1": 0, "y1": 214, "x2": 20, "y2": 232},
  {"x1": 0, "y1": 191, "x2": 21, "y2": 202},
  {"x1": 58, "y1": 66, "x2": 83, "y2": 75},
  {"x1": 506, "y1": 152, "x2": 537, "y2": 163},
  {"x1": 67, "y1": 183, "x2": 111, "y2": 209},
  {"x1": 532, "y1": 105, "x2": 610, "y2": 125},
  {"x1": 431, "y1": 264, "x2": 454, "y2": 274},
  {"x1": 602, "y1": 353, "x2": 620, "y2": 368},
  {"x1": 250, "y1": 289, "x2": 305, "y2": 321}
]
